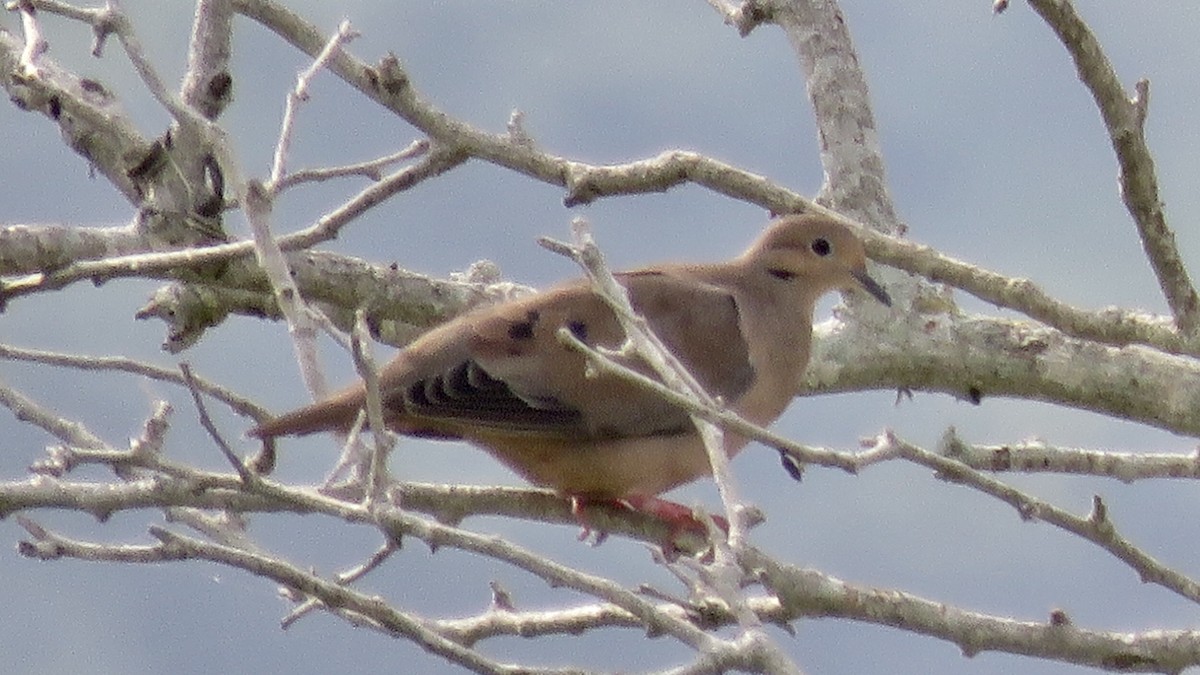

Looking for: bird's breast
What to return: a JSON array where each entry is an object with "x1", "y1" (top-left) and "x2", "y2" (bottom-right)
[{"x1": 465, "y1": 428, "x2": 750, "y2": 498}]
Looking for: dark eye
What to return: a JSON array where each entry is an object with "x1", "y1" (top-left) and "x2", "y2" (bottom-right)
[
  {"x1": 811, "y1": 238, "x2": 832, "y2": 257},
  {"x1": 768, "y1": 268, "x2": 796, "y2": 280}
]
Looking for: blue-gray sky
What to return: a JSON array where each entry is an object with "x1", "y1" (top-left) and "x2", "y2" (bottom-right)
[{"x1": 3, "y1": 2, "x2": 1200, "y2": 673}]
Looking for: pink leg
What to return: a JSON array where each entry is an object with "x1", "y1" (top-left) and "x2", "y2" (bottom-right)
[
  {"x1": 568, "y1": 495, "x2": 727, "y2": 546},
  {"x1": 621, "y1": 495, "x2": 729, "y2": 536},
  {"x1": 569, "y1": 496, "x2": 610, "y2": 545}
]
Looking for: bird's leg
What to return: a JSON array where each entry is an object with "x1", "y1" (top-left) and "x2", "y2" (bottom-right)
[
  {"x1": 567, "y1": 495, "x2": 728, "y2": 547},
  {"x1": 620, "y1": 495, "x2": 729, "y2": 537},
  {"x1": 569, "y1": 496, "x2": 610, "y2": 545}
]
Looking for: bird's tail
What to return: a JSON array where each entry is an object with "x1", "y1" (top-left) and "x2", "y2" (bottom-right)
[{"x1": 248, "y1": 390, "x2": 364, "y2": 439}]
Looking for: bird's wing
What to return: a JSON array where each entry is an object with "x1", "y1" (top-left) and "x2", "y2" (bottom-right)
[{"x1": 387, "y1": 271, "x2": 755, "y2": 440}]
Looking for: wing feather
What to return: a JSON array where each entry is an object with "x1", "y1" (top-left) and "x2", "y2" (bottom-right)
[{"x1": 386, "y1": 271, "x2": 755, "y2": 440}]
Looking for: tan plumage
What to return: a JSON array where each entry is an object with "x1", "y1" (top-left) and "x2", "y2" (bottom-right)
[{"x1": 250, "y1": 214, "x2": 890, "y2": 499}]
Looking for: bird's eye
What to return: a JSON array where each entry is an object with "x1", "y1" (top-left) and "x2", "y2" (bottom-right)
[
  {"x1": 768, "y1": 268, "x2": 796, "y2": 280},
  {"x1": 811, "y1": 238, "x2": 832, "y2": 257}
]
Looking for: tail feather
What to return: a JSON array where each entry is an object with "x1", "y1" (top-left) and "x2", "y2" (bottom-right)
[{"x1": 248, "y1": 392, "x2": 364, "y2": 439}]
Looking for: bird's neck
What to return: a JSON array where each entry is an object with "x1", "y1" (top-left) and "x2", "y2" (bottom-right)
[{"x1": 739, "y1": 302, "x2": 817, "y2": 426}]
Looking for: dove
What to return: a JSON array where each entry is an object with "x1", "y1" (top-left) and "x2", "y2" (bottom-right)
[{"x1": 250, "y1": 215, "x2": 890, "y2": 529}]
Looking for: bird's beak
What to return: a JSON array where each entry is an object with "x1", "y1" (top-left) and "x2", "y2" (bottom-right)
[{"x1": 851, "y1": 269, "x2": 892, "y2": 307}]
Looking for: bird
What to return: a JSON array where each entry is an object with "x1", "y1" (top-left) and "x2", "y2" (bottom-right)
[{"x1": 250, "y1": 214, "x2": 890, "y2": 531}]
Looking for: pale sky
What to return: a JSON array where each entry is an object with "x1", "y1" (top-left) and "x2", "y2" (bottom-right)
[{"x1": 3, "y1": 2, "x2": 1200, "y2": 674}]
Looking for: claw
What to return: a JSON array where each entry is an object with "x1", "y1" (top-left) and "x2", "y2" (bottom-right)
[
  {"x1": 621, "y1": 495, "x2": 728, "y2": 537},
  {"x1": 569, "y1": 496, "x2": 610, "y2": 545},
  {"x1": 567, "y1": 495, "x2": 727, "y2": 549}
]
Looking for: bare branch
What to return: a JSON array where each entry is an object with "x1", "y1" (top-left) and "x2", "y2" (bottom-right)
[
  {"x1": 281, "y1": 538, "x2": 400, "y2": 628},
  {"x1": 774, "y1": 0, "x2": 900, "y2": 230},
  {"x1": 1026, "y1": 0, "x2": 1200, "y2": 335},
  {"x1": 546, "y1": 222, "x2": 752, "y2": 534},
  {"x1": 876, "y1": 431, "x2": 1200, "y2": 606},
  {"x1": 179, "y1": 362, "x2": 254, "y2": 482},
  {"x1": 544, "y1": 219, "x2": 821, "y2": 672},
  {"x1": 807, "y1": 313, "x2": 1200, "y2": 438},
  {"x1": 350, "y1": 309, "x2": 394, "y2": 506},
  {"x1": 244, "y1": 179, "x2": 329, "y2": 400},
  {"x1": 283, "y1": 142, "x2": 468, "y2": 249},
  {"x1": 0, "y1": 29, "x2": 151, "y2": 203},
  {"x1": 274, "y1": 139, "x2": 429, "y2": 191},
  {"x1": 265, "y1": 19, "x2": 359, "y2": 193},
  {"x1": 181, "y1": 0, "x2": 234, "y2": 119},
  {"x1": 858, "y1": 232, "x2": 1194, "y2": 356},
  {"x1": 937, "y1": 428, "x2": 1200, "y2": 482},
  {"x1": 0, "y1": 376, "x2": 108, "y2": 450},
  {"x1": 0, "y1": 342, "x2": 267, "y2": 420},
  {"x1": 745, "y1": 544, "x2": 1200, "y2": 672}
]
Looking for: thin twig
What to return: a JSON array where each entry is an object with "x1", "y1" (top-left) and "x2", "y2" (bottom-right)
[
  {"x1": 350, "y1": 309, "x2": 394, "y2": 507},
  {"x1": 543, "y1": 224, "x2": 751, "y2": 539},
  {"x1": 0, "y1": 342, "x2": 267, "y2": 420},
  {"x1": 12, "y1": 0, "x2": 48, "y2": 74},
  {"x1": 266, "y1": 19, "x2": 359, "y2": 193},
  {"x1": 244, "y1": 179, "x2": 330, "y2": 401},
  {"x1": 1026, "y1": 0, "x2": 1200, "y2": 335},
  {"x1": 876, "y1": 430, "x2": 1200, "y2": 605},
  {"x1": 553, "y1": 329, "x2": 860, "y2": 474},
  {"x1": 281, "y1": 538, "x2": 400, "y2": 629},
  {"x1": 180, "y1": 362, "x2": 254, "y2": 482},
  {"x1": 0, "y1": 375, "x2": 107, "y2": 449},
  {"x1": 936, "y1": 427, "x2": 1200, "y2": 483},
  {"x1": 275, "y1": 139, "x2": 430, "y2": 191}
]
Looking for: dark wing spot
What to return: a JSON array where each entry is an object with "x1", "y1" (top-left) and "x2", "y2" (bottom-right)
[
  {"x1": 507, "y1": 322, "x2": 534, "y2": 340},
  {"x1": 507, "y1": 310, "x2": 541, "y2": 341},
  {"x1": 567, "y1": 320, "x2": 588, "y2": 342}
]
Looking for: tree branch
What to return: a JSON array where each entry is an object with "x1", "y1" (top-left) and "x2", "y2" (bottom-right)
[
  {"x1": 936, "y1": 427, "x2": 1200, "y2": 482},
  {"x1": 1026, "y1": 0, "x2": 1200, "y2": 335},
  {"x1": 747, "y1": 545, "x2": 1200, "y2": 672}
]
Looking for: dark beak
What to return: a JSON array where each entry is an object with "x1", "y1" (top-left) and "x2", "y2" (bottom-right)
[{"x1": 851, "y1": 269, "x2": 892, "y2": 307}]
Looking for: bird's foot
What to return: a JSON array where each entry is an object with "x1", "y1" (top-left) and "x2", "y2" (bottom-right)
[
  {"x1": 569, "y1": 496, "x2": 610, "y2": 546},
  {"x1": 568, "y1": 495, "x2": 727, "y2": 549},
  {"x1": 620, "y1": 495, "x2": 729, "y2": 538}
]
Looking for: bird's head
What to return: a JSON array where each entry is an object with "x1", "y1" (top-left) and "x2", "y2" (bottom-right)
[{"x1": 745, "y1": 214, "x2": 891, "y2": 307}]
